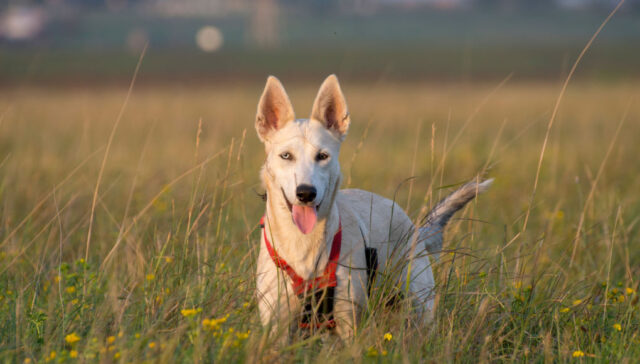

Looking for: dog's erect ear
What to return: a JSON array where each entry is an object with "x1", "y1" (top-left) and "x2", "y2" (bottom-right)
[
  {"x1": 256, "y1": 76, "x2": 295, "y2": 142},
  {"x1": 310, "y1": 74, "x2": 350, "y2": 139}
]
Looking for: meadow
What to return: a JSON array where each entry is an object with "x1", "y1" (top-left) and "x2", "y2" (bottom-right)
[{"x1": 1, "y1": 79, "x2": 639, "y2": 362}]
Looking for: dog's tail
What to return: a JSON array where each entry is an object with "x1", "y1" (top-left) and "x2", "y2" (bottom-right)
[{"x1": 419, "y1": 178, "x2": 493, "y2": 260}]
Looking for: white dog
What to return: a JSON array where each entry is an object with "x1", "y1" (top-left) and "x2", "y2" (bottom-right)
[{"x1": 254, "y1": 75, "x2": 491, "y2": 339}]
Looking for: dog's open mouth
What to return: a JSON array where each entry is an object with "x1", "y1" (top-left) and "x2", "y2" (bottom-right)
[{"x1": 281, "y1": 188, "x2": 319, "y2": 235}]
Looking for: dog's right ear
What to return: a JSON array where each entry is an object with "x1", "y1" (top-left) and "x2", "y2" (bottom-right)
[{"x1": 255, "y1": 76, "x2": 295, "y2": 142}]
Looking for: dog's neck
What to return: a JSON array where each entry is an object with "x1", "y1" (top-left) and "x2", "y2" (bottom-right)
[{"x1": 262, "y1": 177, "x2": 341, "y2": 281}]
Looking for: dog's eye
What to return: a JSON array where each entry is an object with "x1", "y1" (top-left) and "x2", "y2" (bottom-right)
[
  {"x1": 280, "y1": 152, "x2": 292, "y2": 160},
  {"x1": 316, "y1": 152, "x2": 329, "y2": 161}
]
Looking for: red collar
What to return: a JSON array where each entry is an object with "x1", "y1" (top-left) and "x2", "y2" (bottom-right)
[{"x1": 260, "y1": 216, "x2": 342, "y2": 297}]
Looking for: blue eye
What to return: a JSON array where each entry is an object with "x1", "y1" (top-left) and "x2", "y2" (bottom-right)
[
  {"x1": 316, "y1": 152, "x2": 329, "y2": 161},
  {"x1": 280, "y1": 152, "x2": 292, "y2": 160}
]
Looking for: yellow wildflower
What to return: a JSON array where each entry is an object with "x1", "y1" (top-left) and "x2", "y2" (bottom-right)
[
  {"x1": 146, "y1": 274, "x2": 155, "y2": 281},
  {"x1": 69, "y1": 350, "x2": 78, "y2": 358},
  {"x1": 381, "y1": 349, "x2": 388, "y2": 356},
  {"x1": 242, "y1": 302, "x2": 250, "y2": 309},
  {"x1": 65, "y1": 333, "x2": 81, "y2": 344},
  {"x1": 148, "y1": 342, "x2": 156, "y2": 349},
  {"x1": 165, "y1": 257, "x2": 173, "y2": 263},
  {"x1": 55, "y1": 276, "x2": 62, "y2": 283},
  {"x1": 572, "y1": 350, "x2": 585, "y2": 358},
  {"x1": 202, "y1": 314, "x2": 229, "y2": 331},
  {"x1": 107, "y1": 336, "x2": 116, "y2": 344},
  {"x1": 66, "y1": 286, "x2": 76, "y2": 294},
  {"x1": 236, "y1": 330, "x2": 250, "y2": 340},
  {"x1": 572, "y1": 299, "x2": 582, "y2": 306},
  {"x1": 114, "y1": 352, "x2": 121, "y2": 360},
  {"x1": 71, "y1": 299, "x2": 79, "y2": 305},
  {"x1": 24, "y1": 359, "x2": 31, "y2": 363},
  {"x1": 135, "y1": 333, "x2": 141, "y2": 339},
  {"x1": 560, "y1": 307, "x2": 570, "y2": 313},
  {"x1": 366, "y1": 346, "x2": 378, "y2": 357},
  {"x1": 626, "y1": 287, "x2": 635, "y2": 295},
  {"x1": 181, "y1": 308, "x2": 201, "y2": 317},
  {"x1": 107, "y1": 345, "x2": 115, "y2": 352},
  {"x1": 384, "y1": 332, "x2": 393, "y2": 341},
  {"x1": 613, "y1": 323, "x2": 622, "y2": 331}
]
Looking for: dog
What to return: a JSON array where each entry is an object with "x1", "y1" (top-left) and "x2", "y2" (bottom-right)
[{"x1": 254, "y1": 75, "x2": 491, "y2": 339}]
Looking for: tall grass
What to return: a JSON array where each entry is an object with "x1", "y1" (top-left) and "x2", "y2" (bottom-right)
[{"x1": 0, "y1": 81, "x2": 638, "y2": 362}]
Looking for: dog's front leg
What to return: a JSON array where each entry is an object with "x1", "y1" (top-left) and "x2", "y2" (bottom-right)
[
  {"x1": 256, "y1": 261, "x2": 302, "y2": 344},
  {"x1": 332, "y1": 270, "x2": 367, "y2": 340},
  {"x1": 332, "y1": 301, "x2": 358, "y2": 339},
  {"x1": 257, "y1": 287, "x2": 302, "y2": 344}
]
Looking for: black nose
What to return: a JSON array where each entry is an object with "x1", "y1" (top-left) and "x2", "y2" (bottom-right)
[{"x1": 296, "y1": 185, "x2": 317, "y2": 203}]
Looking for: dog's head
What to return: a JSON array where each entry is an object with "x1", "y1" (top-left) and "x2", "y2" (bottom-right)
[{"x1": 256, "y1": 75, "x2": 350, "y2": 234}]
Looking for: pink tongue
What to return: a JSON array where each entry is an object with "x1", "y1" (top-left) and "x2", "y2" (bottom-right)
[{"x1": 291, "y1": 205, "x2": 317, "y2": 234}]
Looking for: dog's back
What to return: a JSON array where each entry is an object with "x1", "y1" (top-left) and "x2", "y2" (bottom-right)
[
  {"x1": 336, "y1": 188, "x2": 415, "y2": 263},
  {"x1": 337, "y1": 178, "x2": 493, "y2": 262}
]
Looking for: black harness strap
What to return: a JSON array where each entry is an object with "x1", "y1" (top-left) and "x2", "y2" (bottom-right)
[
  {"x1": 299, "y1": 287, "x2": 336, "y2": 329},
  {"x1": 298, "y1": 247, "x2": 378, "y2": 331},
  {"x1": 365, "y1": 247, "x2": 378, "y2": 297}
]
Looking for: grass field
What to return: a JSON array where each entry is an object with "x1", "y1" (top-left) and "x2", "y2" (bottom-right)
[{"x1": 1, "y1": 80, "x2": 639, "y2": 362}]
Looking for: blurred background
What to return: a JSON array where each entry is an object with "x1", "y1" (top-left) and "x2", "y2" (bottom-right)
[{"x1": 1, "y1": 0, "x2": 639, "y2": 86}]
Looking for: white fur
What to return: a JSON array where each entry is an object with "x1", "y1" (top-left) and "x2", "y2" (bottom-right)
[{"x1": 254, "y1": 75, "x2": 490, "y2": 340}]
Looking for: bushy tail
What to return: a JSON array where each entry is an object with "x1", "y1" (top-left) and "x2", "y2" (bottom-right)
[{"x1": 419, "y1": 178, "x2": 493, "y2": 259}]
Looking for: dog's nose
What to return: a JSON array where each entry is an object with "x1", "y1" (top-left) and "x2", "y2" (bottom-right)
[{"x1": 296, "y1": 185, "x2": 317, "y2": 204}]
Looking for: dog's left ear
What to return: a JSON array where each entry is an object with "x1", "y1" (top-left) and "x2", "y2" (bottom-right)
[{"x1": 310, "y1": 74, "x2": 350, "y2": 139}]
